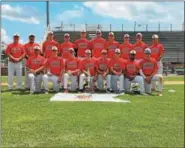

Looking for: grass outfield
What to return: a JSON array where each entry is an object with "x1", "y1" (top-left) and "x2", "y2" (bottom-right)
[{"x1": 1, "y1": 83, "x2": 184, "y2": 147}]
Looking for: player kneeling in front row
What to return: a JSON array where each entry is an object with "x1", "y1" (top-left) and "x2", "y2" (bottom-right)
[
  {"x1": 26, "y1": 46, "x2": 45, "y2": 94},
  {"x1": 64, "y1": 48, "x2": 80, "y2": 93},
  {"x1": 95, "y1": 50, "x2": 111, "y2": 92},
  {"x1": 139, "y1": 48, "x2": 163, "y2": 96},
  {"x1": 42, "y1": 46, "x2": 64, "y2": 93},
  {"x1": 79, "y1": 49, "x2": 97, "y2": 92},
  {"x1": 108, "y1": 48, "x2": 125, "y2": 94},
  {"x1": 124, "y1": 50, "x2": 146, "y2": 95}
]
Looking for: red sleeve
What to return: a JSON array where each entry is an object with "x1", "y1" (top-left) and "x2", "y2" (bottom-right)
[
  {"x1": 95, "y1": 59, "x2": 99, "y2": 70},
  {"x1": 61, "y1": 58, "x2": 64, "y2": 69},
  {"x1": 121, "y1": 60, "x2": 126, "y2": 70},
  {"x1": 5, "y1": 44, "x2": 11, "y2": 55},
  {"x1": 21, "y1": 45, "x2": 25, "y2": 55},
  {"x1": 44, "y1": 59, "x2": 49, "y2": 68},
  {"x1": 24, "y1": 44, "x2": 28, "y2": 55},
  {"x1": 138, "y1": 60, "x2": 143, "y2": 69},
  {"x1": 41, "y1": 57, "x2": 46, "y2": 65},
  {"x1": 42, "y1": 42, "x2": 46, "y2": 53},
  {"x1": 160, "y1": 44, "x2": 165, "y2": 55},
  {"x1": 108, "y1": 60, "x2": 113, "y2": 68}
]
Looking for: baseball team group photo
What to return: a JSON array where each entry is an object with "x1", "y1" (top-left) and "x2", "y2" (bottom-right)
[{"x1": 1, "y1": 1, "x2": 184, "y2": 147}]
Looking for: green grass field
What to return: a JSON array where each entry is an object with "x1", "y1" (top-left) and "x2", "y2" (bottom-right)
[{"x1": 1, "y1": 76, "x2": 184, "y2": 147}]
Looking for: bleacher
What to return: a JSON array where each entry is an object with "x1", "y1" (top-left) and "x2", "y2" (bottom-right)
[{"x1": 53, "y1": 31, "x2": 184, "y2": 63}]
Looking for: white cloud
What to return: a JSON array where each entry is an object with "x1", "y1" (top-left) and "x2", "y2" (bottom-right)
[
  {"x1": 83, "y1": 2, "x2": 184, "y2": 24},
  {"x1": 1, "y1": 28, "x2": 11, "y2": 43},
  {"x1": 2, "y1": 4, "x2": 40, "y2": 24},
  {"x1": 57, "y1": 6, "x2": 84, "y2": 23}
]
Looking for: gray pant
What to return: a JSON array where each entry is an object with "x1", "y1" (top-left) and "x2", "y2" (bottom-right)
[
  {"x1": 63, "y1": 73, "x2": 78, "y2": 91},
  {"x1": 111, "y1": 75, "x2": 124, "y2": 91},
  {"x1": 8, "y1": 61, "x2": 22, "y2": 89},
  {"x1": 97, "y1": 74, "x2": 111, "y2": 90},
  {"x1": 124, "y1": 76, "x2": 145, "y2": 93},
  {"x1": 28, "y1": 73, "x2": 42, "y2": 93}
]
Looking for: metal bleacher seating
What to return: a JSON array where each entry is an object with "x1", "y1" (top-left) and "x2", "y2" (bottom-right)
[{"x1": 53, "y1": 31, "x2": 184, "y2": 64}]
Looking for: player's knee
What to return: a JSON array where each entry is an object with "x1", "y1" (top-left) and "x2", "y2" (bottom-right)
[
  {"x1": 28, "y1": 73, "x2": 34, "y2": 79},
  {"x1": 64, "y1": 73, "x2": 69, "y2": 78},
  {"x1": 42, "y1": 74, "x2": 48, "y2": 80},
  {"x1": 80, "y1": 73, "x2": 86, "y2": 79}
]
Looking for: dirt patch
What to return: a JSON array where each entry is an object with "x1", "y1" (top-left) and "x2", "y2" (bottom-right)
[{"x1": 164, "y1": 81, "x2": 184, "y2": 85}]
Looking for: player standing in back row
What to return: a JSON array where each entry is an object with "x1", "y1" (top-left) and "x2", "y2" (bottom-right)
[
  {"x1": 74, "y1": 30, "x2": 90, "y2": 59},
  {"x1": 105, "y1": 32, "x2": 120, "y2": 59},
  {"x1": 132, "y1": 33, "x2": 147, "y2": 63},
  {"x1": 24, "y1": 34, "x2": 40, "y2": 89},
  {"x1": 42, "y1": 31, "x2": 60, "y2": 59},
  {"x1": 90, "y1": 29, "x2": 106, "y2": 59},
  {"x1": 119, "y1": 34, "x2": 133, "y2": 60},
  {"x1": 5, "y1": 34, "x2": 25, "y2": 90}
]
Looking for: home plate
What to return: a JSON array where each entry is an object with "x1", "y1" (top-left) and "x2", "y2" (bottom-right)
[{"x1": 50, "y1": 93, "x2": 131, "y2": 103}]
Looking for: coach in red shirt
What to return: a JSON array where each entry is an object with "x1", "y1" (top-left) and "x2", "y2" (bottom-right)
[{"x1": 5, "y1": 33, "x2": 25, "y2": 90}]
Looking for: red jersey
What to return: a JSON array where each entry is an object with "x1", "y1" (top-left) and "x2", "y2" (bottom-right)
[
  {"x1": 60, "y1": 41, "x2": 75, "y2": 59},
  {"x1": 105, "y1": 40, "x2": 120, "y2": 58},
  {"x1": 74, "y1": 38, "x2": 90, "y2": 57},
  {"x1": 42, "y1": 40, "x2": 60, "y2": 58},
  {"x1": 45, "y1": 57, "x2": 64, "y2": 76},
  {"x1": 95, "y1": 57, "x2": 110, "y2": 73},
  {"x1": 119, "y1": 42, "x2": 133, "y2": 59},
  {"x1": 90, "y1": 37, "x2": 106, "y2": 58},
  {"x1": 65, "y1": 57, "x2": 80, "y2": 76},
  {"x1": 24, "y1": 42, "x2": 40, "y2": 57},
  {"x1": 149, "y1": 43, "x2": 165, "y2": 61},
  {"x1": 80, "y1": 58, "x2": 97, "y2": 76},
  {"x1": 124, "y1": 59, "x2": 139, "y2": 77},
  {"x1": 26, "y1": 55, "x2": 45, "y2": 70},
  {"x1": 132, "y1": 41, "x2": 147, "y2": 59},
  {"x1": 108, "y1": 58, "x2": 125, "y2": 73},
  {"x1": 5, "y1": 43, "x2": 25, "y2": 61},
  {"x1": 139, "y1": 58, "x2": 158, "y2": 76}
]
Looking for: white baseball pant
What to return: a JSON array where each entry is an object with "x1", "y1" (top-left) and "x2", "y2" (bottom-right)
[
  {"x1": 42, "y1": 74, "x2": 60, "y2": 92},
  {"x1": 63, "y1": 73, "x2": 78, "y2": 91},
  {"x1": 79, "y1": 73, "x2": 94, "y2": 90},
  {"x1": 145, "y1": 74, "x2": 163, "y2": 94},
  {"x1": 97, "y1": 74, "x2": 111, "y2": 90},
  {"x1": 28, "y1": 73, "x2": 42, "y2": 93},
  {"x1": 124, "y1": 76, "x2": 145, "y2": 93},
  {"x1": 111, "y1": 74, "x2": 124, "y2": 91},
  {"x1": 8, "y1": 61, "x2": 22, "y2": 89},
  {"x1": 24, "y1": 59, "x2": 29, "y2": 89},
  {"x1": 152, "y1": 60, "x2": 163, "y2": 89}
]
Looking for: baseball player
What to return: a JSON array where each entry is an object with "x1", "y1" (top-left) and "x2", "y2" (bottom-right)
[
  {"x1": 124, "y1": 50, "x2": 146, "y2": 95},
  {"x1": 105, "y1": 32, "x2": 120, "y2": 59},
  {"x1": 95, "y1": 50, "x2": 111, "y2": 91},
  {"x1": 42, "y1": 46, "x2": 64, "y2": 93},
  {"x1": 89, "y1": 29, "x2": 106, "y2": 59},
  {"x1": 149, "y1": 34, "x2": 165, "y2": 90},
  {"x1": 59, "y1": 33, "x2": 75, "y2": 61},
  {"x1": 139, "y1": 48, "x2": 163, "y2": 96},
  {"x1": 74, "y1": 30, "x2": 90, "y2": 59},
  {"x1": 119, "y1": 34, "x2": 133, "y2": 60},
  {"x1": 63, "y1": 48, "x2": 80, "y2": 93},
  {"x1": 149, "y1": 34, "x2": 165, "y2": 75},
  {"x1": 132, "y1": 33, "x2": 147, "y2": 63},
  {"x1": 108, "y1": 48, "x2": 125, "y2": 94},
  {"x1": 5, "y1": 34, "x2": 25, "y2": 90},
  {"x1": 24, "y1": 34, "x2": 40, "y2": 89},
  {"x1": 79, "y1": 49, "x2": 97, "y2": 92},
  {"x1": 42, "y1": 31, "x2": 60, "y2": 58},
  {"x1": 26, "y1": 46, "x2": 45, "y2": 94}
]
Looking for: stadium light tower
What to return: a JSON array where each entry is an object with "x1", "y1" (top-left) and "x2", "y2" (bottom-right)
[{"x1": 46, "y1": 1, "x2": 50, "y2": 28}]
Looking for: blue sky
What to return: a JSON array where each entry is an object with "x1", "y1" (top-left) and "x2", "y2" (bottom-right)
[{"x1": 1, "y1": 1, "x2": 184, "y2": 44}]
